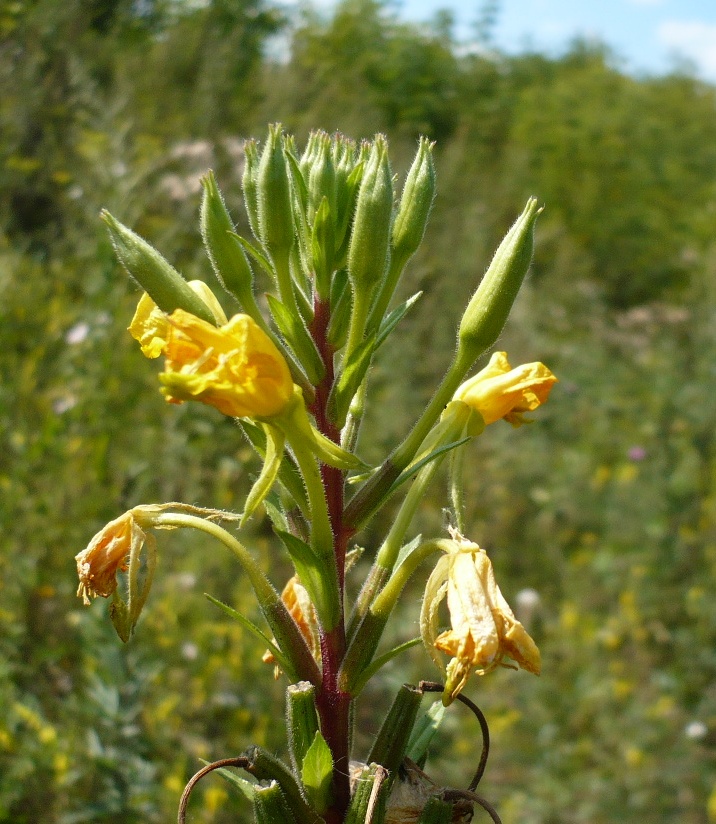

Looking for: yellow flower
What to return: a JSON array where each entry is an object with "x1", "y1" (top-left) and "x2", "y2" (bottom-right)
[
  {"x1": 75, "y1": 511, "x2": 146, "y2": 604},
  {"x1": 453, "y1": 351, "x2": 557, "y2": 426},
  {"x1": 421, "y1": 531, "x2": 540, "y2": 704},
  {"x1": 128, "y1": 281, "x2": 228, "y2": 358},
  {"x1": 159, "y1": 310, "x2": 293, "y2": 419}
]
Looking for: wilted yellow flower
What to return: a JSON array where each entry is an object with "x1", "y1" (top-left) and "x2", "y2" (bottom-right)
[
  {"x1": 421, "y1": 531, "x2": 540, "y2": 704},
  {"x1": 128, "y1": 281, "x2": 227, "y2": 358},
  {"x1": 453, "y1": 351, "x2": 557, "y2": 426},
  {"x1": 159, "y1": 310, "x2": 293, "y2": 419},
  {"x1": 263, "y1": 576, "x2": 320, "y2": 677},
  {"x1": 75, "y1": 511, "x2": 147, "y2": 604}
]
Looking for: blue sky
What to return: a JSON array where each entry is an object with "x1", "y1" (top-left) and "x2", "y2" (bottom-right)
[{"x1": 393, "y1": 0, "x2": 716, "y2": 80}]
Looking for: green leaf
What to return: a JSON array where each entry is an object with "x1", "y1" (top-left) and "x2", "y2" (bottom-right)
[
  {"x1": 267, "y1": 294, "x2": 325, "y2": 385},
  {"x1": 230, "y1": 232, "x2": 276, "y2": 281},
  {"x1": 406, "y1": 700, "x2": 446, "y2": 768},
  {"x1": 375, "y1": 291, "x2": 423, "y2": 350},
  {"x1": 200, "y1": 761, "x2": 257, "y2": 802},
  {"x1": 241, "y1": 424, "x2": 285, "y2": 525},
  {"x1": 389, "y1": 437, "x2": 471, "y2": 497},
  {"x1": 204, "y1": 594, "x2": 295, "y2": 679},
  {"x1": 350, "y1": 638, "x2": 422, "y2": 696},
  {"x1": 327, "y1": 332, "x2": 376, "y2": 429},
  {"x1": 300, "y1": 731, "x2": 333, "y2": 814},
  {"x1": 275, "y1": 530, "x2": 340, "y2": 630}
]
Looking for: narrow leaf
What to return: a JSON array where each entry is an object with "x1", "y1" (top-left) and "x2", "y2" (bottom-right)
[
  {"x1": 230, "y1": 232, "x2": 276, "y2": 281},
  {"x1": 375, "y1": 291, "x2": 423, "y2": 350},
  {"x1": 389, "y1": 438, "x2": 471, "y2": 497},
  {"x1": 351, "y1": 638, "x2": 422, "y2": 696},
  {"x1": 267, "y1": 293, "x2": 325, "y2": 384}
]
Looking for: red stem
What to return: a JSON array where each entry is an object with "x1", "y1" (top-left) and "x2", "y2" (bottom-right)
[{"x1": 309, "y1": 296, "x2": 354, "y2": 819}]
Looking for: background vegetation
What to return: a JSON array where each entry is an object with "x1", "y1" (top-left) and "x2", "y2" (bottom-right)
[{"x1": 2, "y1": 0, "x2": 716, "y2": 821}]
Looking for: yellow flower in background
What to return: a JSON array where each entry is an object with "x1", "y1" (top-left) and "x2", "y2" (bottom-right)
[
  {"x1": 159, "y1": 310, "x2": 293, "y2": 419},
  {"x1": 75, "y1": 511, "x2": 146, "y2": 604},
  {"x1": 128, "y1": 281, "x2": 228, "y2": 358},
  {"x1": 421, "y1": 531, "x2": 540, "y2": 704},
  {"x1": 453, "y1": 351, "x2": 557, "y2": 426}
]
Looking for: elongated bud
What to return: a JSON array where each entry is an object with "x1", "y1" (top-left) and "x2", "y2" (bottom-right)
[
  {"x1": 257, "y1": 124, "x2": 295, "y2": 257},
  {"x1": 458, "y1": 197, "x2": 542, "y2": 364},
  {"x1": 368, "y1": 137, "x2": 435, "y2": 331},
  {"x1": 242, "y1": 139, "x2": 261, "y2": 240},
  {"x1": 392, "y1": 137, "x2": 436, "y2": 267},
  {"x1": 367, "y1": 683, "x2": 423, "y2": 777},
  {"x1": 347, "y1": 135, "x2": 393, "y2": 298},
  {"x1": 308, "y1": 131, "x2": 336, "y2": 225},
  {"x1": 200, "y1": 172, "x2": 255, "y2": 306},
  {"x1": 286, "y1": 681, "x2": 320, "y2": 774},
  {"x1": 300, "y1": 131, "x2": 319, "y2": 179},
  {"x1": 101, "y1": 211, "x2": 216, "y2": 325},
  {"x1": 252, "y1": 782, "x2": 296, "y2": 824}
]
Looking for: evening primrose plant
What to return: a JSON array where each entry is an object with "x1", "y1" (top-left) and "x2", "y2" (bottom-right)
[{"x1": 76, "y1": 126, "x2": 557, "y2": 824}]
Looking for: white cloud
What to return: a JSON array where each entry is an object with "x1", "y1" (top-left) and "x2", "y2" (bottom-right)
[{"x1": 658, "y1": 20, "x2": 716, "y2": 77}]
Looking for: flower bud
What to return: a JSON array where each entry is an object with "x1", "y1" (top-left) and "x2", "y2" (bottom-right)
[
  {"x1": 241, "y1": 138, "x2": 261, "y2": 240},
  {"x1": 101, "y1": 211, "x2": 216, "y2": 325},
  {"x1": 347, "y1": 135, "x2": 394, "y2": 299},
  {"x1": 257, "y1": 124, "x2": 295, "y2": 258},
  {"x1": 392, "y1": 137, "x2": 436, "y2": 268},
  {"x1": 307, "y1": 131, "x2": 336, "y2": 225},
  {"x1": 458, "y1": 197, "x2": 542, "y2": 364},
  {"x1": 200, "y1": 171, "x2": 256, "y2": 308}
]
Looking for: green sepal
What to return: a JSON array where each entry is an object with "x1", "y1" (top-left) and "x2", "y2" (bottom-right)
[
  {"x1": 286, "y1": 682, "x2": 320, "y2": 775},
  {"x1": 285, "y1": 147, "x2": 309, "y2": 215},
  {"x1": 301, "y1": 731, "x2": 333, "y2": 814},
  {"x1": 240, "y1": 420, "x2": 309, "y2": 517},
  {"x1": 366, "y1": 683, "x2": 423, "y2": 777},
  {"x1": 108, "y1": 530, "x2": 156, "y2": 643},
  {"x1": 418, "y1": 795, "x2": 453, "y2": 824},
  {"x1": 275, "y1": 529, "x2": 341, "y2": 630},
  {"x1": 253, "y1": 782, "x2": 298, "y2": 824},
  {"x1": 311, "y1": 196, "x2": 335, "y2": 299},
  {"x1": 241, "y1": 423, "x2": 285, "y2": 525},
  {"x1": 327, "y1": 332, "x2": 376, "y2": 430},
  {"x1": 375, "y1": 291, "x2": 423, "y2": 351},
  {"x1": 204, "y1": 594, "x2": 295, "y2": 679},
  {"x1": 334, "y1": 158, "x2": 365, "y2": 265},
  {"x1": 407, "y1": 700, "x2": 446, "y2": 768},
  {"x1": 243, "y1": 746, "x2": 316, "y2": 824},
  {"x1": 266, "y1": 294, "x2": 325, "y2": 385},
  {"x1": 100, "y1": 211, "x2": 216, "y2": 325},
  {"x1": 350, "y1": 638, "x2": 422, "y2": 696},
  {"x1": 345, "y1": 763, "x2": 388, "y2": 824}
]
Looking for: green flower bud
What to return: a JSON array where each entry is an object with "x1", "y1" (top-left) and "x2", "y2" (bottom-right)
[
  {"x1": 299, "y1": 131, "x2": 319, "y2": 179},
  {"x1": 347, "y1": 135, "x2": 393, "y2": 298},
  {"x1": 100, "y1": 211, "x2": 216, "y2": 325},
  {"x1": 200, "y1": 171, "x2": 255, "y2": 306},
  {"x1": 458, "y1": 197, "x2": 542, "y2": 364},
  {"x1": 392, "y1": 137, "x2": 436, "y2": 268},
  {"x1": 242, "y1": 138, "x2": 261, "y2": 241},
  {"x1": 307, "y1": 131, "x2": 336, "y2": 225},
  {"x1": 257, "y1": 124, "x2": 295, "y2": 257}
]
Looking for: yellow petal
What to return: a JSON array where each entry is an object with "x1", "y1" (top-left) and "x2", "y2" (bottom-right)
[
  {"x1": 160, "y1": 311, "x2": 293, "y2": 419},
  {"x1": 453, "y1": 351, "x2": 557, "y2": 426},
  {"x1": 128, "y1": 292, "x2": 169, "y2": 358}
]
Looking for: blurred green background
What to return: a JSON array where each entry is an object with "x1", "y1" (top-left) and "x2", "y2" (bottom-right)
[{"x1": 2, "y1": 0, "x2": 716, "y2": 821}]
